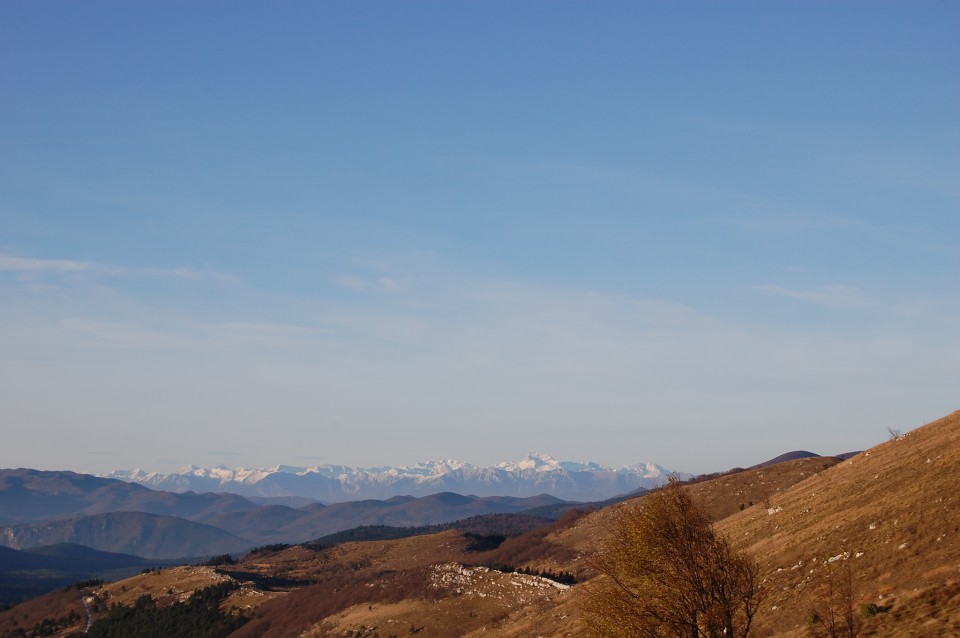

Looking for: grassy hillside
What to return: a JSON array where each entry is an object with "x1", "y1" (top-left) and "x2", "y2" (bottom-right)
[
  {"x1": 717, "y1": 410, "x2": 960, "y2": 637},
  {"x1": 2, "y1": 410, "x2": 956, "y2": 637}
]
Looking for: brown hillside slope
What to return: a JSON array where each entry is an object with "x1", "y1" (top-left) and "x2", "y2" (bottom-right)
[
  {"x1": 227, "y1": 531, "x2": 575, "y2": 638},
  {"x1": 231, "y1": 455, "x2": 839, "y2": 638},
  {"x1": 520, "y1": 455, "x2": 845, "y2": 581},
  {"x1": 468, "y1": 413, "x2": 958, "y2": 638},
  {"x1": 0, "y1": 588, "x2": 87, "y2": 638},
  {"x1": 717, "y1": 410, "x2": 960, "y2": 637},
  {"x1": 450, "y1": 455, "x2": 847, "y2": 637}
]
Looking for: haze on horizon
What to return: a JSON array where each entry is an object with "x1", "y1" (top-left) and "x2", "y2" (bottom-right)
[{"x1": 1, "y1": 2, "x2": 957, "y2": 477}]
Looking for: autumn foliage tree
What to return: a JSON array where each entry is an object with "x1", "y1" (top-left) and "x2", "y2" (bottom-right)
[{"x1": 583, "y1": 478, "x2": 762, "y2": 638}]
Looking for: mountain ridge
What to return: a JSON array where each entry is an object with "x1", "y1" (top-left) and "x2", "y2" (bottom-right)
[
  {"x1": 104, "y1": 452, "x2": 679, "y2": 502},
  {"x1": 0, "y1": 511, "x2": 254, "y2": 559},
  {"x1": 0, "y1": 468, "x2": 260, "y2": 525},
  {"x1": 0, "y1": 468, "x2": 577, "y2": 558}
]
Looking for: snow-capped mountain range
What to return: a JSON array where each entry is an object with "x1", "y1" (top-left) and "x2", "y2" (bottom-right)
[{"x1": 105, "y1": 453, "x2": 683, "y2": 503}]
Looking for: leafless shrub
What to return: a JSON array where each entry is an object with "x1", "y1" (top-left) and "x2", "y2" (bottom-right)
[{"x1": 808, "y1": 561, "x2": 858, "y2": 638}]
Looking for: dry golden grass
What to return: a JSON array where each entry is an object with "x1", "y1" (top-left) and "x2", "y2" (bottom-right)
[
  {"x1": 305, "y1": 565, "x2": 574, "y2": 638},
  {"x1": 685, "y1": 456, "x2": 844, "y2": 522},
  {"x1": 95, "y1": 565, "x2": 230, "y2": 608},
  {"x1": 226, "y1": 530, "x2": 470, "y2": 585},
  {"x1": 0, "y1": 588, "x2": 86, "y2": 638},
  {"x1": 715, "y1": 410, "x2": 960, "y2": 637}
]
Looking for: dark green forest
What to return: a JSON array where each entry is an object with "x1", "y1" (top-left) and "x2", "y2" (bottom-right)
[{"x1": 71, "y1": 582, "x2": 246, "y2": 638}]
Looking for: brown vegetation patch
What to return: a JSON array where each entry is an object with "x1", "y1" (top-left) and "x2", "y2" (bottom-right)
[
  {"x1": 231, "y1": 565, "x2": 443, "y2": 638},
  {"x1": 0, "y1": 588, "x2": 87, "y2": 638},
  {"x1": 306, "y1": 564, "x2": 573, "y2": 638},
  {"x1": 469, "y1": 509, "x2": 584, "y2": 574}
]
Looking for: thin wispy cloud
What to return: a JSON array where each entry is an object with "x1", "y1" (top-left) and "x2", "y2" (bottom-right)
[
  {"x1": 0, "y1": 253, "x2": 236, "y2": 283},
  {"x1": 0, "y1": 254, "x2": 101, "y2": 273},
  {"x1": 710, "y1": 215, "x2": 878, "y2": 235},
  {"x1": 59, "y1": 318, "x2": 195, "y2": 348},
  {"x1": 489, "y1": 157, "x2": 775, "y2": 212},
  {"x1": 211, "y1": 321, "x2": 334, "y2": 349},
  {"x1": 838, "y1": 152, "x2": 960, "y2": 202},
  {"x1": 3, "y1": 254, "x2": 956, "y2": 473},
  {"x1": 882, "y1": 167, "x2": 960, "y2": 200},
  {"x1": 335, "y1": 274, "x2": 407, "y2": 293},
  {"x1": 143, "y1": 266, "x2": 239, "y2": 283},
  {"x1": 52, "y1": 317, "x2": 335, "y2": 352},
  {"x1": 755, "y1": 284, "x2": 868, "y2": 309}
]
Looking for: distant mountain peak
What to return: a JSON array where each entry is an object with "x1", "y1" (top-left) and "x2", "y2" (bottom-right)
[
  {"x1": 272, "y1": 465, "x2": 309, "y2": 474},
  {"x1": 104, "y1": 454, "x2": 681, "y2": 503},
  {"x1": 495, "y1": 452, "x2": 562, "y2": 472}
]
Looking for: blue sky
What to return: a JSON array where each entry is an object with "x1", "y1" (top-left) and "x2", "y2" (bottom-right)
[{"x1": 1, "y1": 1, "x2": 957, "y2": 475}]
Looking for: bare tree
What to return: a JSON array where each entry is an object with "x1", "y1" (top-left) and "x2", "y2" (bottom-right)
[
  {"x1": 583, "y1": 478, "x2": 763, "y2": 638},
  {"x1": 808, "y1": 561, "x2": 858, "y2": 638}
]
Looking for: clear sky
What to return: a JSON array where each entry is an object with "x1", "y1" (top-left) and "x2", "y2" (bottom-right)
[{"x1": 1, "y1": 1, "x2": 957, "y2": 476}]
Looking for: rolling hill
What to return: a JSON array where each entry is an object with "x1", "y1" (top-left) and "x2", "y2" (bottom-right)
[
  {"x1": 205, "y1": 492, "x2": 567, "y2": 545},
  {"x1": 0, "y1": 469, "x2": 259, "y2": 525},
  {"x1": 0, "y1": 543, "x2": 158, "y2": 606},
  {"x1": 2, "y1": 410, "x2": 956, "y2": 637},
  {"x1": 0, "y1": 480, "x2": 572, "y2": 558},
  {"x1": 0, "y1": 511, "x2": 253, "y2": 560}
]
